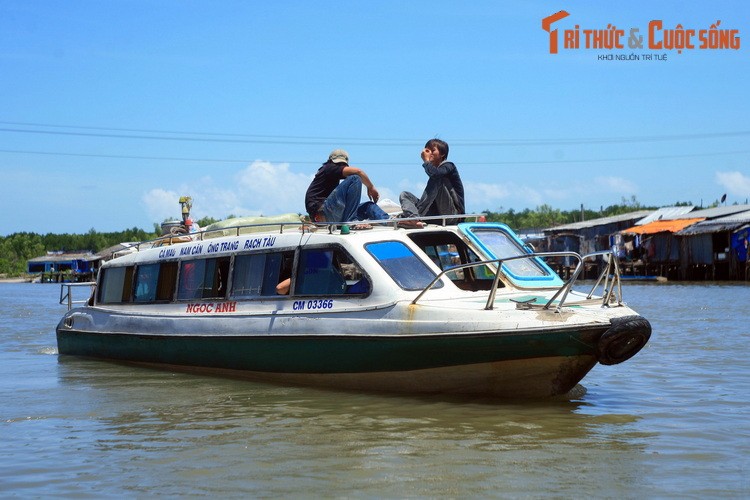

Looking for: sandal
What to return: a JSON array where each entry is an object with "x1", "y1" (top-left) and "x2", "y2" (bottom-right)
[{"x1": 351, "y1": 223, "x2": 373, "y2": 230}]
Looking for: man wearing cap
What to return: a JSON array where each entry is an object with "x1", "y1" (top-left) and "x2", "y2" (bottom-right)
[{"x1": 304, "y1": 149, "x2": 389, "y2": 225}]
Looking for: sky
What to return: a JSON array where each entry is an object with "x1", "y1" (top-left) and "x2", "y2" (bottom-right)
[{"x1": 2, "y1": 1, "x2": 750, "y2": 235}]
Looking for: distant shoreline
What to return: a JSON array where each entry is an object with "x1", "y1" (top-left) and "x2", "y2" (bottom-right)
[{"x1": 0, "y1": 277, "x2": 32, "y2": 283}]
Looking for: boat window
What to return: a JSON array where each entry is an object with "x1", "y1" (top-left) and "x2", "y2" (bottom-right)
[
  {"x1": 177, "y1": 256, "x2": 230, "y2": 300},
  {"x1": 231, "y1": 251, "x2": 295, "y2": 298},
  {"x1": 98, "y1": 266, "x2": 134, "y2": 304},
  {"x1": 134, "y1": 263, "x2": 159, "y2": 302},
  {"x1": 407, "y1": 232, "x2": 495, "y2": 291},
  {"x1": 131, "y1": 262, "x2": 178, "y2": 303},
  {"x1": 365, "y1": 241, "x2": 443, "y2": 291},
  {"x1": 295, "y1": 247, "x2": 370, "y2": 296},
  {"x1": 469, "y1": 228, "x2": 549, "y2": 278},
  {"x1": 156, "y1": 262, "x2": 178, "y2": 301}
]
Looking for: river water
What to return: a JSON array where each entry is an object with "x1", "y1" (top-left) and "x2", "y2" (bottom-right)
[{"x1": 0, "y1": 282, "x2": 748, "y2": 498}]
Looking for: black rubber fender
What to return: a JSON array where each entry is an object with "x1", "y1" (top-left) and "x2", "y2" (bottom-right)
[{"x1": 596, "y1": 315, "x2": 652, "y2": 365}]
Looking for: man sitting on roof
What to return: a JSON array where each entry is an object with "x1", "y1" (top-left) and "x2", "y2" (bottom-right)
[
  {"x1": 304, "y1": 149, "x2": 389, "y2": 228},
  {"x1": 399, "y1": 138, "x2": 465, "y2": 224}
]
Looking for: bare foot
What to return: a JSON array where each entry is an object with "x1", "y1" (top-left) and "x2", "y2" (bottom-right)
[{"x1": 397, "y1": 220, "x2": 425, "y2": 229}]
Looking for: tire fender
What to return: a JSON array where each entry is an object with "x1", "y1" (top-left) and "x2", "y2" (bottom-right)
[{"x1": 597, "y1": 315, "x2": 652, "y2": 365}]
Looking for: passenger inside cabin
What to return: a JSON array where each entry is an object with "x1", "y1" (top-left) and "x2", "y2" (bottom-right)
[
  {"x1": 276, "y1": 278, "x2": 291, "y2": 295},
  {"x1": 276, "y1": 255, "x2": 294, "y2": 295},
  {"x1": 177, "y1": 261, "x2": 202, "y2": 300},
  {"x1": 134, "y1": 265, "x2": 158, "y2": 302}
]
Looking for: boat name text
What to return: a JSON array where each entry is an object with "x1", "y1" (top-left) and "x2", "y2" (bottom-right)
[
  {"x1": 159, "y1": 237, "x2": 276, "y2": 259},
  {"x1": 243, "y1": 236, "x2": 276, "y2": 250},
  {"x1": 185, "y1": 301, "x2": 237, "y2": 314},
  {"x1": 293, "y1": 299, "x2": 334, "y2": 311}
]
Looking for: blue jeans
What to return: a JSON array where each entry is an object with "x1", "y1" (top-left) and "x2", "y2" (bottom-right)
[{"x1": 321, "y1": 175, "x2": 389, "y2": 223}]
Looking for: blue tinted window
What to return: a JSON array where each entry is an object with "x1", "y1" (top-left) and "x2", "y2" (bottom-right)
[
  {"x1": 134, "y1": 263, "x2": 159, "y2": 302},
  {"x1": 295, "y1": 248, "x2": 369, "y2": 296},
  {"x1": 177, "y1": 257, "x2": 229, "y2": 300},
  {"x1": 232, "y1": 253, "x2": 267, "y2": 297},
  {"x1": 366, "y1": 241, "x2": 442, "y2": 290}
]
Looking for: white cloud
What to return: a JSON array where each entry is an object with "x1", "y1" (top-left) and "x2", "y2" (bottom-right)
[
  {"x1": 465, "y1": 181, "x2": 512, "y2": 207},
  {"x1": 532, "y1": 176, "x2": 639, "y2": 211},
  {"x1": 397, "y1": 178, "x2": 426, "y2": 194},
  {"x1": 235, "y1": 160, "x2": 313, "y2": 215},
  {"x1": 143, "y1": 161, "x2": 315, "y2": 224},
  {"x1": 142, "y1": 188, "x2": 182, "y2": 224},
  {"x1": 593, "y1": 176, "x2": 638, "y2": 194},
  {"x1": 716, "y1": 171, "x2": 750, "y2": 196},
  {"x1": 392, "y1": 178, "x2": 514, "y2": 211}
]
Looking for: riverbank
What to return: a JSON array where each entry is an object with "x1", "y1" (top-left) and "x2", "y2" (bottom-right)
[{"x1": 0, "y1": 277, "x2": 31, "y2": 283}]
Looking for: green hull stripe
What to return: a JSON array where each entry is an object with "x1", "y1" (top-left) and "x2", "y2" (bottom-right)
[{"x1": 57, "y1": 328, "x2": 602, "y2": 374}]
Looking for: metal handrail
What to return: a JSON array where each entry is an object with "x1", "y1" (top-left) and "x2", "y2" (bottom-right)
[
  {"x1": 411, "y1": 249, "x2": 623, "y2": 312},
  {"x1": 544, "y1": 250, "x2": 622, "y2": 310},
  {"x1": 132, "y1": 214, "x2": 488, "y2": 250},
  {"x1": 585, "y1": 250, "x2": 623, "y2": 305},
  {"x1": 59, "y1": 282, "x2": 96, "y2": 311}
]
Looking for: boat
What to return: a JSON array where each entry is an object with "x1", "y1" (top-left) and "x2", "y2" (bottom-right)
[
  {"x1": 616, "y1": 275, "x2": 668, "y2": 282},
  {"x1": 56, "y1": 215, "x2": 651, "y2": 398}
]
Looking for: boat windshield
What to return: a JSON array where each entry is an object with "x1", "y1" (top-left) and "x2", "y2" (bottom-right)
[
  {"x1": 459, "y1": 223, "x2": 564, "y2": 287},
  {"x1": 365, "y1": 241, "x2": 443, "y2": 291}
]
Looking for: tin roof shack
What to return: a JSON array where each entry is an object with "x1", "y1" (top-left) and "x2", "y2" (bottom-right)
[
  {"x1": 517, "y1": 229, "x2": 549, "y2": 253},
  {"x1": 96, "y1": 242, "x2": 141, "y2": 261},
  {"x1": 675, "y1": 207, "x2": 750, "y2": 281},
  {"x1": 542, "y1": 210, "x2": 652, "y2": 279},
  {"x1": 611, "y1": 206, "x2": 696, "y2": 278},
  {"x1": 619, "y1": 218, "x2": 704, "y2": 280},
  {"x1": 633, "y1": 206, "x2": 697, "y2": 225},
  {"x1": 27, "y1": 251, "x2": 101, "y2": 282}
]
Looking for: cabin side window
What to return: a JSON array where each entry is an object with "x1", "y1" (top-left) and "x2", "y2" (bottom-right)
[
  {"x1": 133, "y1": 262, "x2": 178, "y2": 303},
  {"x1": 177, "y1": 257, "x2": 230, "y2": 300},
  {"x1": 98, "y1": 266, "x2": 134, "y2": 303},
  {"x1": 365, "y1": 241, "x2": 443, "y2": 291},
  {"x1": 134, "y1": 263, "x2": 159, "y2": 302},
  {"x1": 408, "y1": 232, "x2": 496, "y2": 291},
  {"x1": 231, "y1": 251, "x2": 295, "y2": 298},
  {"x1": 295, "y1": 247, "x2": 370, "y2": 296}
]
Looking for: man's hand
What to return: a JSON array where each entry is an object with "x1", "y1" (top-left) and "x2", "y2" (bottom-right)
[
  {"x1": 421, "y1": 148, "x2": 430, "y2": 163},
  {"x1": 367, "y1": 186, "x2": 380, "y2": 203}
]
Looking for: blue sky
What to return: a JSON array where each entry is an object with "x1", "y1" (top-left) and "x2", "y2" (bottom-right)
[{"x1": 2, "y1": 1, "x2": 749, "y2": 235}]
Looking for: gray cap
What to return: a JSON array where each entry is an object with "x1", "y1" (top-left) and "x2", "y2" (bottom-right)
[{"x1": 328, "y1": 149, "x2": 349, "y2": 164}]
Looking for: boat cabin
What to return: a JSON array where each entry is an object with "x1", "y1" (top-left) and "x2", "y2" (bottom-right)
[{"x1": 92, "y1": 222, "x2": 563, "y2": 308}]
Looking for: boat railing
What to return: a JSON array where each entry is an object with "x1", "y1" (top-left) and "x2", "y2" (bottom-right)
[
  {"x1": 545, "y1": 250, "x2": 624, "y2": 310},
  {"x1": 59, "y1": 282, "x2": 97, "y2": 311},
  {"x1": 130, "y1": 214, "x2": 488, "y2": 250},
  {"x1": 411, "y1": 249, "x2": 624, "y2": 312}
]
